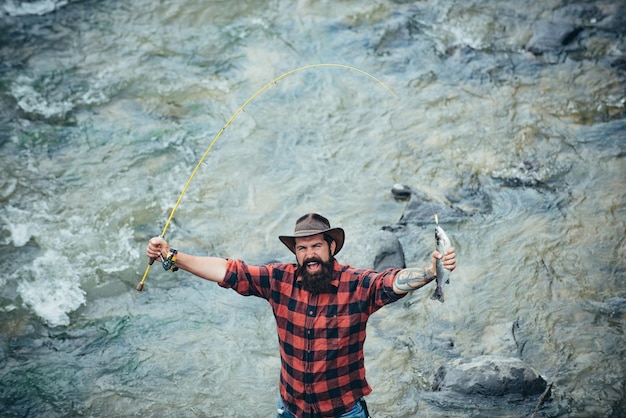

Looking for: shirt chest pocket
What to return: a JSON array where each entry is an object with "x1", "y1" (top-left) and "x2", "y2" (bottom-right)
[{"x1": 312, "y1": 314, "x2": 362, "y2": 353}]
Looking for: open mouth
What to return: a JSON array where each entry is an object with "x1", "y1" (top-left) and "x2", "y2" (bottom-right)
[{"x1": 305, "y1": 260, "x2": 322, "y2": 273}]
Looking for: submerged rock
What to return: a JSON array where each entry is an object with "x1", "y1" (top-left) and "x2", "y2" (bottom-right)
[
  {"x1": 584, "y1": 297, "x2": 626, "y2": 319},
  {"x1": 395, "y1": 187, "x2": 467, "y2": 226},
  {"x1": 388, "y1": 181, "x2": 492, "y2": 228},
  {"x1": 433, "y1": 355, "x2": 548, "y2": 397},
  {"x1": 526, "y1": 21, "x2": 583, "y2": 56},
  {"x1": 491, "y1": 158, "x2": 572, "y2": 188}
]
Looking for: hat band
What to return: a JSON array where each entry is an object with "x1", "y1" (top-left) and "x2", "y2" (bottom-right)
[{"x1": 294, "y1": 228, "x2": 329, "y2": 235}]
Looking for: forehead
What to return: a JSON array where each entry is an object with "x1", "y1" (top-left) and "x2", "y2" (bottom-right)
[{"x1": 294, "y1": 234, "x2": 326, "y2": 247}]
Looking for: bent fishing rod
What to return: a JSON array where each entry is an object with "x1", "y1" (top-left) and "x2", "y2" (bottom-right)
[{"x1": 137, "y1": 63, "x2": 397, "y2": 291}]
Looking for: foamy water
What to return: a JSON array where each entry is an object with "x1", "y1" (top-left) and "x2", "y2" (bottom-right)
[{"x1": 1, "y1": 0, "x2": 624, "y2": 416}]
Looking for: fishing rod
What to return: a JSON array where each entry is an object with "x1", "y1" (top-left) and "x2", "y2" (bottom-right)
[{"x1": 137, "y1": 63, "x2": 398, "y2": 291}]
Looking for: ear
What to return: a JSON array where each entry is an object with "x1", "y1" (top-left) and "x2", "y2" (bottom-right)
[{"x1": 330, "y1": 240, "x2": 337, "y2": 255}]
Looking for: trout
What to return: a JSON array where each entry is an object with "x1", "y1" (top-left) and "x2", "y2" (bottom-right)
[{"x1": 431, "y1": 221, "x2": 452, "y2": 303}]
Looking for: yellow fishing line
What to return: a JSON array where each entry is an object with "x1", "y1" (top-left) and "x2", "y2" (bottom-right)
[{"x1": 137, "y1": 63, "x2": 397, "y2": 290}]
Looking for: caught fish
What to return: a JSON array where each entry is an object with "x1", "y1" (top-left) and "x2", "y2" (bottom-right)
[{"x1": 431, "y1": 216, "x2": 452, "y2": 303}]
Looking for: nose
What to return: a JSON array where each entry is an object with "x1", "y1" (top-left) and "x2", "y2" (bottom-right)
[{"x1": 303, "y1": 247, "x2": 315, "y2": 260}]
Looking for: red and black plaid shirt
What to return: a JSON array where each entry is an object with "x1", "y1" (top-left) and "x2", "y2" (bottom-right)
[{"x1": 219, "y1": 258, "x2": 405, "y2": 417}]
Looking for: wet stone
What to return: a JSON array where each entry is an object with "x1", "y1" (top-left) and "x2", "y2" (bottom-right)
[
  {"x1": 526, "y1": 20, "x2": 583, "y2": 56},
  {"x1": 434, "y1": 355, "x2": 548, "y2": 397}
]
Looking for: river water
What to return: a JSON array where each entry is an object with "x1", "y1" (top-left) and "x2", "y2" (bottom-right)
[{"x1": 1, "y1": 0, "x2": 624, "y2": 417}]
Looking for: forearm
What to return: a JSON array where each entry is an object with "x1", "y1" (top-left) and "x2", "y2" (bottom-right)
[
  {"x1": 392, "y1": 266, "x2": 436, "y2": 294},
  {"x1": 173, "y1": 252, "x2": 228, "y2": 283}
]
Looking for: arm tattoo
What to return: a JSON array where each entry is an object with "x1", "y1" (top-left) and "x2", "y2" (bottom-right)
[{"x1": 393, "y1": 267, "x2": 436, "y2": 292}]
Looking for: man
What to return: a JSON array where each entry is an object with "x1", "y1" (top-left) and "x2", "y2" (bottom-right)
[{"x1": 146, "y1": 213, "x2": 456, "y2": 418}]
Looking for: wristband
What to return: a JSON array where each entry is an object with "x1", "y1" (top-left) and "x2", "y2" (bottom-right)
[{"x1": 162, "y1": 249, "x2": 178, "y2": 272}]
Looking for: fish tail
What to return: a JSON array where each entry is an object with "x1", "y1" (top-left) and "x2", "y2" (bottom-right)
[{"x1": 431, "y1": 288, "x2": 444, "y2": 303}]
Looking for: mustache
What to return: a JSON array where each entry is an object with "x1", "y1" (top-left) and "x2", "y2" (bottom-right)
[{"x1": 302, "y1": 257, "x2": 323, "y2": 265}]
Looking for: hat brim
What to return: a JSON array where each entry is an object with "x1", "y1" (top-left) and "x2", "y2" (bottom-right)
[{"x1": 279, "y1": 228, "x2": 345, "y2": 255}]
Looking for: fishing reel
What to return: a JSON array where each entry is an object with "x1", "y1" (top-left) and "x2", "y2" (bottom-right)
[{"x1": 161, "y1": 249, "x2": 178, "y2": 272}]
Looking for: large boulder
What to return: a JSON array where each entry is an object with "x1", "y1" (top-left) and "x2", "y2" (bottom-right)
[
  {"x1": 340, "y1": 229, "x2": 405, "y2": 272},
  {"x1": 434, "y1": 355, "x2": 548, "y2": 397}
]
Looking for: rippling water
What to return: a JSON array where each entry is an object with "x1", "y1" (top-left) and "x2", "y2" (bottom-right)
[{"x1": 1, "y1": 0, "x2": 625, "y2": 416}]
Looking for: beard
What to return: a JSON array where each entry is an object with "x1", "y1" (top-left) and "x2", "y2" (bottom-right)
[{"x1": 297, "y1": 256, "x2": 335, "y2": 295}]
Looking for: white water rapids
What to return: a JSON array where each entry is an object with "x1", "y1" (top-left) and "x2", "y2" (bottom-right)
[{"x1": 1, "y1": 0, "x2": 624, "y2": 416}]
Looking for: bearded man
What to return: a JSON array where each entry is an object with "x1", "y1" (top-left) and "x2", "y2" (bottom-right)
[{"x1": 146, "y1": 213, "x2": 456, "y2": 418}]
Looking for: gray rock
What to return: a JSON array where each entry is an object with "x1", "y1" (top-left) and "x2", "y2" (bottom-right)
[
  {"x1": 526, "y1": 21, "x2": 583, "y2": 56},
  {"x1": 490, "y1": 158, "x2": 572, "y2": 188},
  {"x1": 341, "y1": 229, "x2": 405, "y2": 271},
  {"x1": 389, "y1": 181, "x2": 491, "y2": 229},
  {"x1": 584, "y1": 297, "x2": 626, "y2": 319},
  {"x1": 434, "y1": 355, "x2": 548, "y2": 397},
  {"x1": 398, "y1": 187, "x2": 467, "y2": 226},
  {"x1": 372, "y1": 230, "x2": 406, "y2": 271}
]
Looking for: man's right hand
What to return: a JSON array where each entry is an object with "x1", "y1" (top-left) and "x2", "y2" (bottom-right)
[{"x1": 146, "y1": 236, "x2": 169, "y2": 261}]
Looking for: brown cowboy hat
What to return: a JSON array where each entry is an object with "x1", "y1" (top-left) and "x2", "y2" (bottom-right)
[{"x1": 279, "y1": 213, "x2": 345, "y2": 255}]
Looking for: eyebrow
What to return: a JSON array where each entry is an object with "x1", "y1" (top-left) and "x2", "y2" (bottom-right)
[{"x1": 295, "y1": 241, "x2": 325, "y2": 250}]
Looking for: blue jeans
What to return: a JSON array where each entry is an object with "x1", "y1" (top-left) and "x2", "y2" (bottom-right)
[{"x1": 276, "y1": 396, "x2": 368, "y2": 418}]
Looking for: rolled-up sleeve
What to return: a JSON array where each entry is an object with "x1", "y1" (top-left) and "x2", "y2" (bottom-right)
[
  {"x1": 218, "y1": 259, "x2": 273, "y2": 300},
  {"x1": 364, "y1": 268, "x2": 406, "y2": 314}
]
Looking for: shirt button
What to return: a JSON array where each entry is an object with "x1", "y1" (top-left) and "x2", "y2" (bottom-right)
[{"x1": 309, "y1": 310, "x2": 314, "y2": 315}]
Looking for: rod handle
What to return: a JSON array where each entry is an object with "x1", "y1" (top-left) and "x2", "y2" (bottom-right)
[{"x1": 136, "y1": 257, "x2": 156, "y2": 291}]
